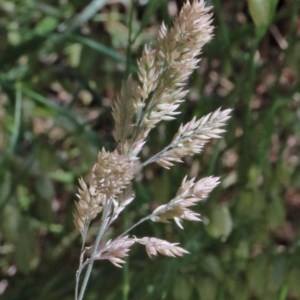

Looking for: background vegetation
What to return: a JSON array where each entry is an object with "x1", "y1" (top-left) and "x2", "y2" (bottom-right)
[{"x1": 0, "y1": 0, "x2": 299, "y2": 299}]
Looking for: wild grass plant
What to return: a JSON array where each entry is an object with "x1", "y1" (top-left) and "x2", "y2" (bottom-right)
[
  {"x1": 73, "y1": 1, "x2": 231, "y2": 299},
  {"x1": 0, "y1": 0, "x2": 299, "y2": 299}
]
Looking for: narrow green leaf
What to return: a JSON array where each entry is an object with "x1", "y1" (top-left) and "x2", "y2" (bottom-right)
[
  {"x1": 49, "y1": 170, "x2": 74, "y2": 183},
  {"x1": 67, "y1": 34, "x2": 126, "y2": 63}
]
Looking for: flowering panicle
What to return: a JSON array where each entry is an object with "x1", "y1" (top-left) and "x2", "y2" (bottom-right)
[
  {"x1": 73, "y1": 149, "x2": 136, "y2": 236},
  {"x1": 74, "y1": 178, "x2": 105, "y2": 236},
  {"x1": 110, "y1": 186, "x2": 135, "y2": 222},
  {"x1": 95, "y1": 236, "x2": 136, "y2": 268},
  {"x1": 150, "y1": 176, "x2": 220, "y2": 229},
  {"x1": 112, "y1": 0, "x2": 214, "y2": 157},
  {"x1": 91, "y1": 149, "x2": 135, "y2": 197},
  {"x1": 75, "y1": 2, "x2": 232, "y2": 299},
  {"x1": 136, "y1": 237, "x2": 189, "y2": 258},
  {"x1": 112, "y1": 77, "x2": 137, "y2": 147},
  {"x1": 153, "y1": 108, "x2": 232, "y2": 168}
]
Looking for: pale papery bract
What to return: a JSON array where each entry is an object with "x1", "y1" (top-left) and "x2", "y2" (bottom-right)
[
  {"x1": 136, "y1": 237, "x2": 189, "y2": 258},
  {"x1": 150, "y1": 175, "x2": 220, "y2": 229},
  {"x1": 95, "y1": 236, "x2": 136, "y2": 268},
  {"x1": 112, "y1": 0, "x2": 214, "y2": 158}
]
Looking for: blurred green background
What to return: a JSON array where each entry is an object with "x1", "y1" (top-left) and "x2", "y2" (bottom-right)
[{"x1": 0, "y1": 0, "x2": 299, "y2": 299}]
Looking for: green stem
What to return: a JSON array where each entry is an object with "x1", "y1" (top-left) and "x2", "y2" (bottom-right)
[
  {"x1": 59, "y1": 0, "x2": 107, "y2": 32},
  {"x1": 122, "y1": 214, "x2": 130, "y2": 300},
  {"x1": 75, "y1": 221, "x2": 90, "y2": 300},
  {"x1": 76, "y1": 200, "x2": 112, "y2": 300},
  {"x1": 238, "y1": 39, "x2": 259, "y2": 186},
  {"x1": 141, "y1": 144, "x2": 172, "y2": 167},
  {"x1": 122, "y1": 260, "x2": 129, "y2": 300},
  {"x1": 119, "y1": 215, "x2": 151, "y2": 238},
  {"x1": 9, "y1": 83, "x2": 22, "y2": 155}
]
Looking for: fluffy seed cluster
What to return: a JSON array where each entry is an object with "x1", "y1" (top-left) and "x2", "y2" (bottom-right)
[
  {"x1": 112, "y1": 0, "x2": 214, "y2": 158},
  {"x1": 92, "y1": 149, "x2": 135, "y2": 198},
  {"x1": 74, "y1": 178, "x2": 105, "y2": 235},
  {"x1": 136, "y1": 237, "x2": 189, "y2": 258},
  {"x1": 74, "y1": 0, "x2": 231, "y2": 279},
  {"x1": 96, "y1": 236, "x2": 135, "y2": 268},
  {"x1": 73, "y1": 149, "x2": 135, "y2": 235},
  {"x1": 155, "y1": 109, "x2": 232, "y2": 168},
  {"x1": 150, "y1": 176, "x2": 220, "y2": 229}
]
